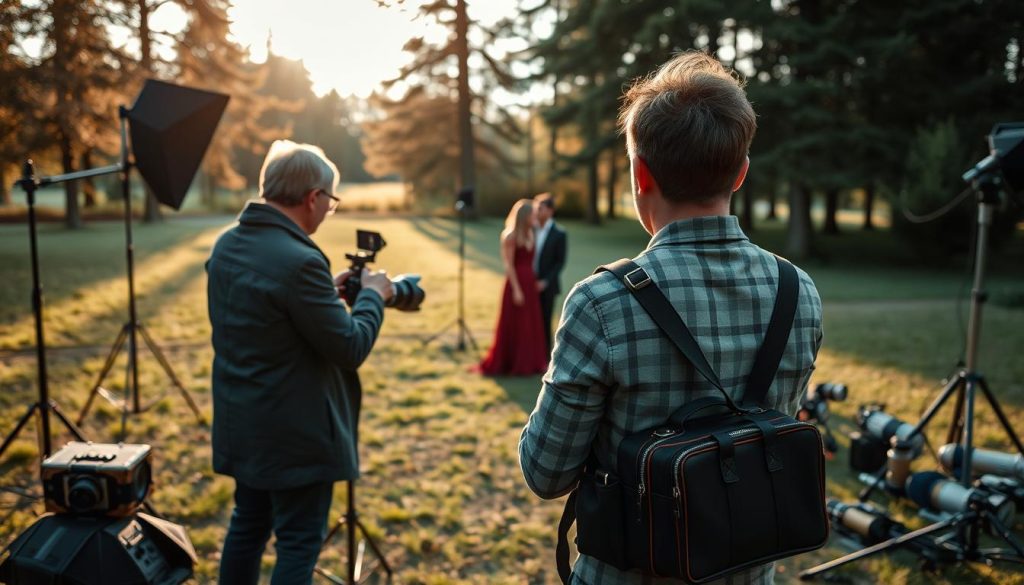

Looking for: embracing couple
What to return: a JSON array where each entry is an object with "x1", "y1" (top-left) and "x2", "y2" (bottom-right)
[{"x1": 476, "y1": 193, "x2": 567, "y2": 376}]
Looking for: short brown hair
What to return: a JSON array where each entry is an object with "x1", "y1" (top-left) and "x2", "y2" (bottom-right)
[
  {"x1": 618, "y1": 51, "x2": 756, "y2": 204},
  {"x1": 533, "y1": 192, "x2": 555, "y2": 210}
]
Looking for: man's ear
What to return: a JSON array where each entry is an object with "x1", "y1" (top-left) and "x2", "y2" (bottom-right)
[
  {"x1": 303, "y1": 189, "x2": 319, "y2": 212},
  {"x1": 731, "y1": 157, "x2": 750, "y2": 193},
  {"x1": 633, "y1": 156, "x2": 657, "y2": 195}
]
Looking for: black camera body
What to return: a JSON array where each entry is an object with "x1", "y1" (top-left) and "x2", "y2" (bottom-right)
[
  {"x1": 41, "y1": 442, "x2": 152, "y2": 517},
  {"x1": 343, "y1": 230, "x2": 425, "y2": 312},
  {"x1": 797, "y1": 382, "x2": 848, "y2": 454}
]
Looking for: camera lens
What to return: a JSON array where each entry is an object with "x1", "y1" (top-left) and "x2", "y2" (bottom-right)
[
  {"x1": 816, "y1": 383, "x2": 848, "y2": 402},
  {"x1": 67, "y1": 476, "x2": 103, "y2": 512},
  {"x1": 386, "y1": 274, "x2": 425, "y2": 311}
]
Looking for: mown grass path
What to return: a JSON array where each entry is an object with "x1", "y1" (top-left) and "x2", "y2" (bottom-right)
[{"x1": 1, "y1": 212, "x2": 1022, "y2": 584}]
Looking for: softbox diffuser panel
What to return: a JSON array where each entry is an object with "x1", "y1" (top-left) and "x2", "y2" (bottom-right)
[
  {"x1": 990, "y1": 122, "x2": 1024, "y2": 193},
  {"x1": 128, "y1": 79, "x2": 229, "y2": 210}
]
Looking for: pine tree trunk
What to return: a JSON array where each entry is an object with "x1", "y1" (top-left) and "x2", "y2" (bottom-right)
[
  {"x1": 0, "y1": 167, "x2": 10, "y2": 206},
  {"x1": 823, "y1": 188, "x2": 839, "y2": 234},
  {"x1": 785, "y1": 184, "x2": 813, "y2": 260},
  {"x1": 455, "y1": 0, "x2": 476, "y2": 217},
  {"x1": 587, "y1": 154, "x2": 600, "y2": 225},
  {"x1": 61, "y1": 133, "x2": 82, "y2": 229},
  {"x1": 767, "y1": 187, "x2": 778, "y2": 220},
  {"x1": 863, "y1": 184, "x2": 876, "y2": 230},
  {"x1": 740, "y1": 178, "x2": 754, "y2": 232},
  {"x1": 81, "y1": 150, "x2": 97, "y2": 207},
  {"x1": 605, "y1": 149, "x2": 617, "y2": 219}
]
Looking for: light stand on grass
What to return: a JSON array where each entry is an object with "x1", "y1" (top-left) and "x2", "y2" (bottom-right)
[
  {"x1": 315, "y1": 481, "x2": 393, "y2": 584},
  {"x1": 423, "y1": 188, "x2": 478, "y2": 352},
  {"x1": 66, "y1": 80, "x2": 228, "y2": 435},
  {"x1": 0, "y1": 161, "x2": 88, "y2": 467},
  {"x1": 800, "y1": 123, "x2": 1024, "y2": 579}
]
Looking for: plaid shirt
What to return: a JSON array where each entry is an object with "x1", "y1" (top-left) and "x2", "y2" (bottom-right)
[{"x1": 519, "y1": 216, "x2": 823, "y2": 585}]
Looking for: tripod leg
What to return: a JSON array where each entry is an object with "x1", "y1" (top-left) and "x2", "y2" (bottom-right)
[
  {"x1": 947, "y1": 381, "x2": 966, "y2": 446},
  {"x1": 460, "y1": 319, "x2": 478, "y2": 351},
  {"x1": 0, "y1": 404, "x2": 41, "y2": 459},
  {"x1": 422, "y1": 319, "x2": 458, "y2": 347},
  {"x1": 977, "y1": 377, "x2": 1024, "y2": 454},
  {"x1": 985, "y1": 511, "x2": 1024, "y2": 557},
  {"x1": 48, "y1": 400, "x2": 86, "y2": 442},
  {"x1": 137, "y1": 324, "x2": 205, "y2": 424},
  {"x1": 859, "y1": 374, "x2": 963, "y2": 502},
  {"x1": 355, "y1": 517, "x2": 393, "y2": 577},
  {"x1": 77, "y1": 325, "x2": 129, "y2": 426},
  {"x1": 799, "y1": 516, "x2": 959, "y2": 580}
]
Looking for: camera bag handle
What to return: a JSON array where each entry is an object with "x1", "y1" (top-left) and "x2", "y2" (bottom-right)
[{"x1": 555, "y1": 256, "x2": 799, "y2": 584}]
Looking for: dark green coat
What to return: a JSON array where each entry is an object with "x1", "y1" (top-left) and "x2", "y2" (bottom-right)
[{"x1": 206, "y1": 202, "x2": 384, "y2": 489}]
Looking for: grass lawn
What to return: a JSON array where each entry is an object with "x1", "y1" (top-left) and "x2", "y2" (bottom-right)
[{"x1": 0, "y1": 207, "x2": 1022, "y2": 584}]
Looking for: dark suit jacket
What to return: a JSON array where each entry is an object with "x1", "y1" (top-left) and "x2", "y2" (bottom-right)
[
  {"x1": 536, "y1": 221, "x2": 567, "y2": 296},
  {"x1": 206, "y1": 202, "x2": 385, "y2": 490}
]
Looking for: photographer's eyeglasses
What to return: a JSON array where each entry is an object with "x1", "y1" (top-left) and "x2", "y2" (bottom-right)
[{"x1": 316, "y1": 189, "x2": 340, "y2": 215}]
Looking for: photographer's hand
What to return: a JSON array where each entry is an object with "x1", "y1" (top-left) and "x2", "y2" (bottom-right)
[
  {"x1": 360, "y1": 268, "x2": 395, "y2": 303},
  {"x1": 333, "y1": 270, "x2": 354, "y2": 298}
]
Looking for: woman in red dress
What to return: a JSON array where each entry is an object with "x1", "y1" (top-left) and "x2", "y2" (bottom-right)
[{"x1": 476, "y1": 199, "x2": 549, "y2": 376}]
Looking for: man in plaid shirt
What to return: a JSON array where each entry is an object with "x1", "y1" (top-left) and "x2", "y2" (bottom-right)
[{"x1": 519, "y1": 52, "x2": 823, "y2": 585}]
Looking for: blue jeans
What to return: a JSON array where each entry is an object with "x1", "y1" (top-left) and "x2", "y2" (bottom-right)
[{"x1": 219, "y1": 480, "x2": 334, "y2": 585}]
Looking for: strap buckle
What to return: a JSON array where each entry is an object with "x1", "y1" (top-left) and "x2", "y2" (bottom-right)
[{"x1": 623, "y1": 267, "x2": 651, "y2": 291}]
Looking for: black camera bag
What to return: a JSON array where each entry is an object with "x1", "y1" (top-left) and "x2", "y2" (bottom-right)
[{"x1": 556, "y1": 257, "x2": 828, "y2": 583}]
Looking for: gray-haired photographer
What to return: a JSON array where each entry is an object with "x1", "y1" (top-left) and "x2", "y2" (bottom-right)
[{"x1": 205, "y1": 140, "x2": 403, "y2": 584}]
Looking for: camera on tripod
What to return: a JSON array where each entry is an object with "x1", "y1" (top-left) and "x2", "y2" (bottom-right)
[
  {"x1": 797, "y1": 382, "x2": 848, "y2": 454},
  {"x1": 343, "y1": 230, "x2": 425, "y2": 312},
  {"x1": 849, "y1": 404, "x2": 924, "y2": 474},
  {"x1": 41, "y1": 441, "x2": 152, "y2": 517}
]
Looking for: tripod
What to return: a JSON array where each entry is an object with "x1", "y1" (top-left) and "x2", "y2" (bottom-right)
[
  {"x1": 0, "y1": 161, "x2": 88, "y2": 465},
  {"x1": 315, "y1": 481, "x2": 393, "y2": 584},
  {"x1": 800, "y1": 177, "x2": 1024, "y2": 580},
  {"x1": 423, "y1": 200, "x2": 477, "y2": 351},
  {"x1": 74, "y1": 107, "x2": 204, "y2": 431}
]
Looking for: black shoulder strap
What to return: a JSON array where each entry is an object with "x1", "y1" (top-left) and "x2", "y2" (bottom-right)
[
  {"x1": 743, "y1": 258, "x2": 799, "y2": 406},
  {"x1": 598, "y1": 259, "x2": 742, "y2": 412},
  {"x1": 597, "y1": 255, "x2": 800, "y2": 410}
]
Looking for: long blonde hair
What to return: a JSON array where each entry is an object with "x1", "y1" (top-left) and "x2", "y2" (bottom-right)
[{"x1": 502, "y1": 199, "x2": 535, "y2": 248}]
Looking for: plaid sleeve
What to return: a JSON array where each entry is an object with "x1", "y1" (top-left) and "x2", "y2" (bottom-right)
[{"x1": 519, "y1": 282, "x2": 612, "y2": 499}]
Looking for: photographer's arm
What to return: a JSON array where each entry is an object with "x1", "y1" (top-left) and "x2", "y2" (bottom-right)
[
  {"x1": 519, "y1": 286, "x2": 611, "y2": 499},
  {"x1": 288, "y1": 256, "x2": 385, "y2": 370}
]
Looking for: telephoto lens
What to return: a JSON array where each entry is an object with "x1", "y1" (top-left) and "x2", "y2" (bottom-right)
[
  {"x1": 905, "y1": 471, "x2": 1016, "y2": 529},
  {"x1": 815, "y1": 382, "x2": 848, "y2": 402},
  {"x1": 938, "y1": 444, "x2": 1024, "y2": 481},
  {"x1": 858, "y1": 406, "x2": 925, "y2": 456},
  {"x1": 827, "y1": 499, "x2": 892, "y2": 545}
]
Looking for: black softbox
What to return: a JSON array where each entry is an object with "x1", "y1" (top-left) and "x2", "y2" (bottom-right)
[{"x1": 128, "y1": 80, "x2": 229, "y2": 210}]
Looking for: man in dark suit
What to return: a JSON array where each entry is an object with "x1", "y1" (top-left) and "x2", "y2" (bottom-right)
[
  {"x1": 533, "y1": 193, "x2": 568, "y2": 351},
  {"x1": 207, "y1": 140, "x2": 393, "y2": 585}
]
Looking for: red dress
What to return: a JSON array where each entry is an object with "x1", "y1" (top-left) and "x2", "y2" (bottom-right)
[{"x1": 476, "y1": 244, "x2": 549, "y2": 376}]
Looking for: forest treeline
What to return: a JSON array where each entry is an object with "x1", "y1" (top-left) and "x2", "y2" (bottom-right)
[{"x1": 2, "y1": 0, "x2": 1022, "y2": 259}]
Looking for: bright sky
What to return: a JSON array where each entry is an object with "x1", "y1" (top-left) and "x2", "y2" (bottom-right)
[{"x1": 226, "y1": 0, "x2": 526, "y2": 98}]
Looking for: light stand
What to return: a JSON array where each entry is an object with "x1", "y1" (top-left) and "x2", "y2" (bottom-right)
[
  {"x1": 71, "y1": 107, "x2": 204, "y2": 433},
  {"x1": 423, "y1": 199, "x2": 478, "y2": 351},
  {"x1": 0, "y1": 161, "x2": 88, "y2": 464},
  {"x1": 315, "y1": 481, "x2": 393, "y2": 584},
  {"x1": 800, "y1": 147, "x2": 1024, "y2": 579}
]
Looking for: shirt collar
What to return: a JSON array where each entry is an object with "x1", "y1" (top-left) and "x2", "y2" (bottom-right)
[
  {"x1": 537, "y1": 219, "x2": 554, "y2": 235},
  {"x1": 646, "y1": 215, "x2": 749, "y2": 251}
]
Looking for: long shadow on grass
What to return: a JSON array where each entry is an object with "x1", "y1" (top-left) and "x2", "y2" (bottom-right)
[{"x1": 0, "y1": 217, "x2": 229, "y2": 329}]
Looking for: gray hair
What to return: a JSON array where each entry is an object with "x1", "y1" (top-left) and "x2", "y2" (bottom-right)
[{"x1": 258, "y1": 140, "x2": 339, "y2": 206}]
